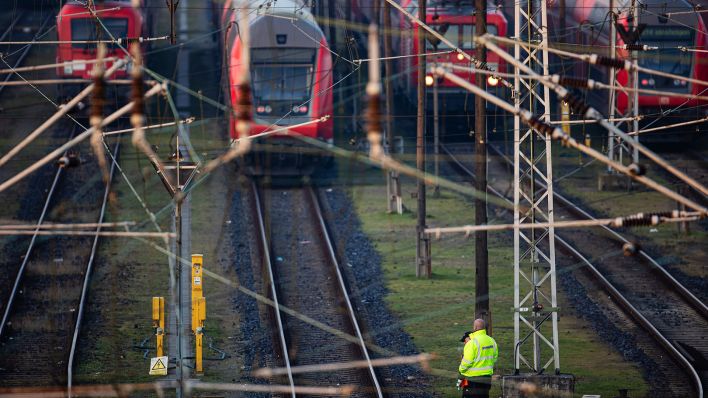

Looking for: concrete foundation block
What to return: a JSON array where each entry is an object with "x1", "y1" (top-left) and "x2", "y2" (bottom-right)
[{"x1": 502, "y1": 373, "x2": 575, "y2": 398}]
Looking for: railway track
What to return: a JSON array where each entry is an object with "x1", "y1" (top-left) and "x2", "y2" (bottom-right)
[
  {"x1": 0, "y1": 10, "x2": 53, "y2": 98},
  {"x1": 247, "y1": 180, "x2": 383, "y2": 397},
  {"x1": 661, "y1": 149, "x2": 708, "y2": 207},
  {"x1": 0, "y1": 121, "x2": 120, "y2": 389},
  {"x1": 440, "y1": 142, "x2": 708, "y2": 397}
]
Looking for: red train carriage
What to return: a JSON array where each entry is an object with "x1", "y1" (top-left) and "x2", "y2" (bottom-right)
[
  {"x1": 552, "y1": 0, "x2": 708, "y2": 123},
  {"x1": 56, "y1": 1, "x2": 144, "y2": 100},
  {"x1": 222, "y1": 0, "x2": 334, "y2": 174},
  {"x1": 396, "y1": 0, "x2": 509, "y2": 111}
]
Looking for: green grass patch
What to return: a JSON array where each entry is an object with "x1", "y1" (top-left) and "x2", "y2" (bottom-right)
[{"x1": 348, "y1": 175, "x2": 649, "y2": 397}]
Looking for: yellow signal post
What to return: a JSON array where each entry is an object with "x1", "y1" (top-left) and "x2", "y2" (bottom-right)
[
  {"x1": 191, "y1": 254, "x2": 206, "y2": 374},
  {"x1": 561, "y1": 100, "x2": 571, "y2": 134},
  {"x1": 152, "y1": 297, "x2": 165, "y2": 357},
  {"x1": 194, "y1": 296, "x2": 206, "y2": 373}
]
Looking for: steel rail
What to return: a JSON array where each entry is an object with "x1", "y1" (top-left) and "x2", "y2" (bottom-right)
[
  {"x1": 0, "y1": 11, "x2": 25, "y2": 43},
  {"x1": 441, "y1": 143, "x2": 704, "y2": 397},
  {"x1": 487, "y1": 144, "x2": 708, "y2": 320},
  {"x1": 0, "y1": 14, "x2": 52, "y2": 98},
  {"x1": 67, "y1": 140, "x2": 120, "y2": 397},
  {"x1": 0, "y1": 124, "x2": 78, "y2": 338},
  {"x1": 249, "y1": 181, "x2": 296, "y2": 397},
  {"x1": 305, "y1": 186, "x2": 384, "y2": 398}
]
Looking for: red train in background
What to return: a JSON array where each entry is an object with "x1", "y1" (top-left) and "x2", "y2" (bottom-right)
[
  {"x1": 344, "y1": 0, "x2": 509, "y2": 113},
  {"x1": 56, "y1": 1, "x2": 145, "y2": 100},
  {"x1": 396, "y1": 0, "x2": 508, "y2": 111},
  {"x1": 549, "y1": 0, "x2": 708, "y2": 122},
  {"x1": 221, "y1": 0, "x2": 334, "y2": 173}
]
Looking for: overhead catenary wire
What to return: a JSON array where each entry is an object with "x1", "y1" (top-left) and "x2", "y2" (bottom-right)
[
  {"x1": 0, "y1": 60, "x2": 125, "y2": 168},
  {"x1": 486, "y1": 35, "x2": 708, "y2": 90},
  {"x1": 89, "y1": 44, "x2": 110, "y2": 185},
  {"x1": 353, "y1": 49, "x2": 455, "y2": 64},
  {"x1": 424, "y1": 211, "x2": 702, "y2": 238},
  {"x1": 0, "y1": 82, "x2": 164, "y2": 195},
  {"x1": 0, "y1": 24, "x2": 166, "y2": 244},
  {"x1": 5, "y1": 2, "x2": 700, "y2": 392},
  {"x1": 431, "y1": 65, "x2": 707, "y2": 215},
  {"x1": 0, "y1": 222, "x2": 135, "y2": 230},
  {"x1": 0, "y1": 36, "x2": 169, "y2": 45},
  {"x1": 633, "y1": 115, "x2": 708, "y2": 135},
  {"x1": 103, "y1": 117, "x2": 195, "y2": 136},
  {"x1": 252, "y1": 353, "x2": 433, "y2": 378},
  {"x1": 0, "y1": 230, "x2": 174, "y2": 238},
  {"x1": 440, "y1": 62, "x2": 708, "y2": 102},
  {"x1": 0, "y1": 79, "x2": 136, "y2": 86},
  {"x1": 0, "y1": 57, "x2": 118, "y2": 74},
  {"x1": 478, "y1": 34, "x2": 708, "y2": 203}
]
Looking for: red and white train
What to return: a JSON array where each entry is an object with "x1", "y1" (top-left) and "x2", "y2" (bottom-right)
[
  {"x1": 56, "y1": 1, "x2": 144, "y2": 80},
  {"x1": 396, "y1": 0, "x2": 508, "y2": 111},
  {"x1": 221, "y1": 0, "x2": 334, "y2": 173},
  {"x1": 56, "y1": 1, "x2": 145, "y2": 100},
  {"x1": 550, "y1": 0, "x2": 708, "y2": 120},
  {"x1": 348, "y1": 0, "x2": 509, "y2": 111}
]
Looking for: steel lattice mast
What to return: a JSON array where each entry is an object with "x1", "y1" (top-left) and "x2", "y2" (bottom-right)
[
  {"x1": 512, "y1": 0, "x2": 560, "y2": 374},
  {"x1": 607, "y1": 0, "x2": 640, "y2": 171}
]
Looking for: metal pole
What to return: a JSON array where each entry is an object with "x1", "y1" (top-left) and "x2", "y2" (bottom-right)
[
  {"x1": 513, "y1": 0, "x2": 522, "y2": 373},
  {"x1": 631, "y1": 0, "x2": 640, "y2": 164},
  {"x1": 175, "y1": 198, "x2": 183, "y2": 398},
  {"x1": 474, "y1": 0, "x2": 489, "y2": 323},
  {"x1": 433, "y1": 73, "x2": 440, "y2": 197},
  {"x1": 512, "y1": 0, "x2": 559, "y2": 373},
  {"x1": 416, "y1": 0, "x2": 431, "y2": 278},
  {"x1": 608, "y1": 0, "x2": 617, "y2": 171},
  {"x1": 383, "y1": 0, "x2": 401, "y2": 214}
]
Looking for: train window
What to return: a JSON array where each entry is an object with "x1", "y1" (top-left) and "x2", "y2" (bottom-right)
[
  {"x1": 251, "y1": 48, "x2": 316, "y2": 104},
  {"x1": 71, "y1": 18, "x2": 128, "y2": 48},
  {"x1": 637, "y1": 26, "x2": 694, "y2": 92},
  {"x1": 426, "y1": 24, "x2": 498, "y2": 50}
]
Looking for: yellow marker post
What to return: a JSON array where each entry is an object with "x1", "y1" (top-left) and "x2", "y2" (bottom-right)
[
  {"x1": 194, "y1": 296, "x2": 206, "y2": 373},
  {"x1": 561, "y1": 100, "x2": 571, "y2": 134},
  {"x1": 191, "y1": 254, "x2": 206, "y2": 374},
  {"x1": 152, "y1": 296, "x2": 165, "y2": 357},
  {"x1": 191, "y1": 254, "x2": 204, "y2": 330}
]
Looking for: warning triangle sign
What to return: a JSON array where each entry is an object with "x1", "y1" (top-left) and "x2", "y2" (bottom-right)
[
  {"x1": 149, "y1": 356, "x2": 169, "y2": 376},
  {"x1": 152, "y1": 358, "x2": 166, "y2": 370}
]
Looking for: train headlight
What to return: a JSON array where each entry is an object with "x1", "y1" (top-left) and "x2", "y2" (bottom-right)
[
  {"x1": 265, "y1": 105, "x2": 272, "y2": 114},
  {"x1": 487, "y1": 76, "x2": 499, "y2": 87},
  {"x1": 425, "y1": 75, "x2": 434, "y2": 86},
  {"x1": 257, "y1": 106, "x2": 265, "y2": 113},
  {"x1": 299, "y1": 106, "x2": 308, "y2": 113},
  {"x1": 457, "y1": 53, "x2": 465, "y2": 61}
]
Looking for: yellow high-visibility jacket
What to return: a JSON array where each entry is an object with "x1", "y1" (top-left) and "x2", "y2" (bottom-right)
[{"x1": 459, "y1": 329, "x2": 498, "y2": 377}]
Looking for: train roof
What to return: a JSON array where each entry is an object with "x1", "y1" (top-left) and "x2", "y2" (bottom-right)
[
  {"x1": 571, "y1": 0, "x2": 703, "y2": 29},
  {"x1": 250, "y1": 0, "x2": 316, "y2": 25},
  {"x1": 245, "y1": 0, "x2": 325, "y2": 49},
  {"x1": 59, "y1": 1, "x2": 140, "y2": 13}
]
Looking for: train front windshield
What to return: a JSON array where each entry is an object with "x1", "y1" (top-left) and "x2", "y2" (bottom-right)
[
  {"x1": 425, "y1": 24, "x2": 498, "y2": 50},
  {"x1": 637, "y1": 26, "x2": 694, "y2": 92},
  {"x1": 71, "y1": 18, "x2": 128, "y2": 49},
  {"x1": 251, "y1": 48, "x2": 316, "y2": 116}
]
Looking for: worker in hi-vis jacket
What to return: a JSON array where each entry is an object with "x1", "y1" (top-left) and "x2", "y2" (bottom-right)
[{"x1": 457, "y1": 319, "x2": 498, "y2": 398}]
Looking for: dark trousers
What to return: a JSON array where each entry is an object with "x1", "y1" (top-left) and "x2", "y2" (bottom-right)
[{"x1": 461, "y1": 376, "x2": 492, "y2": 398}]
